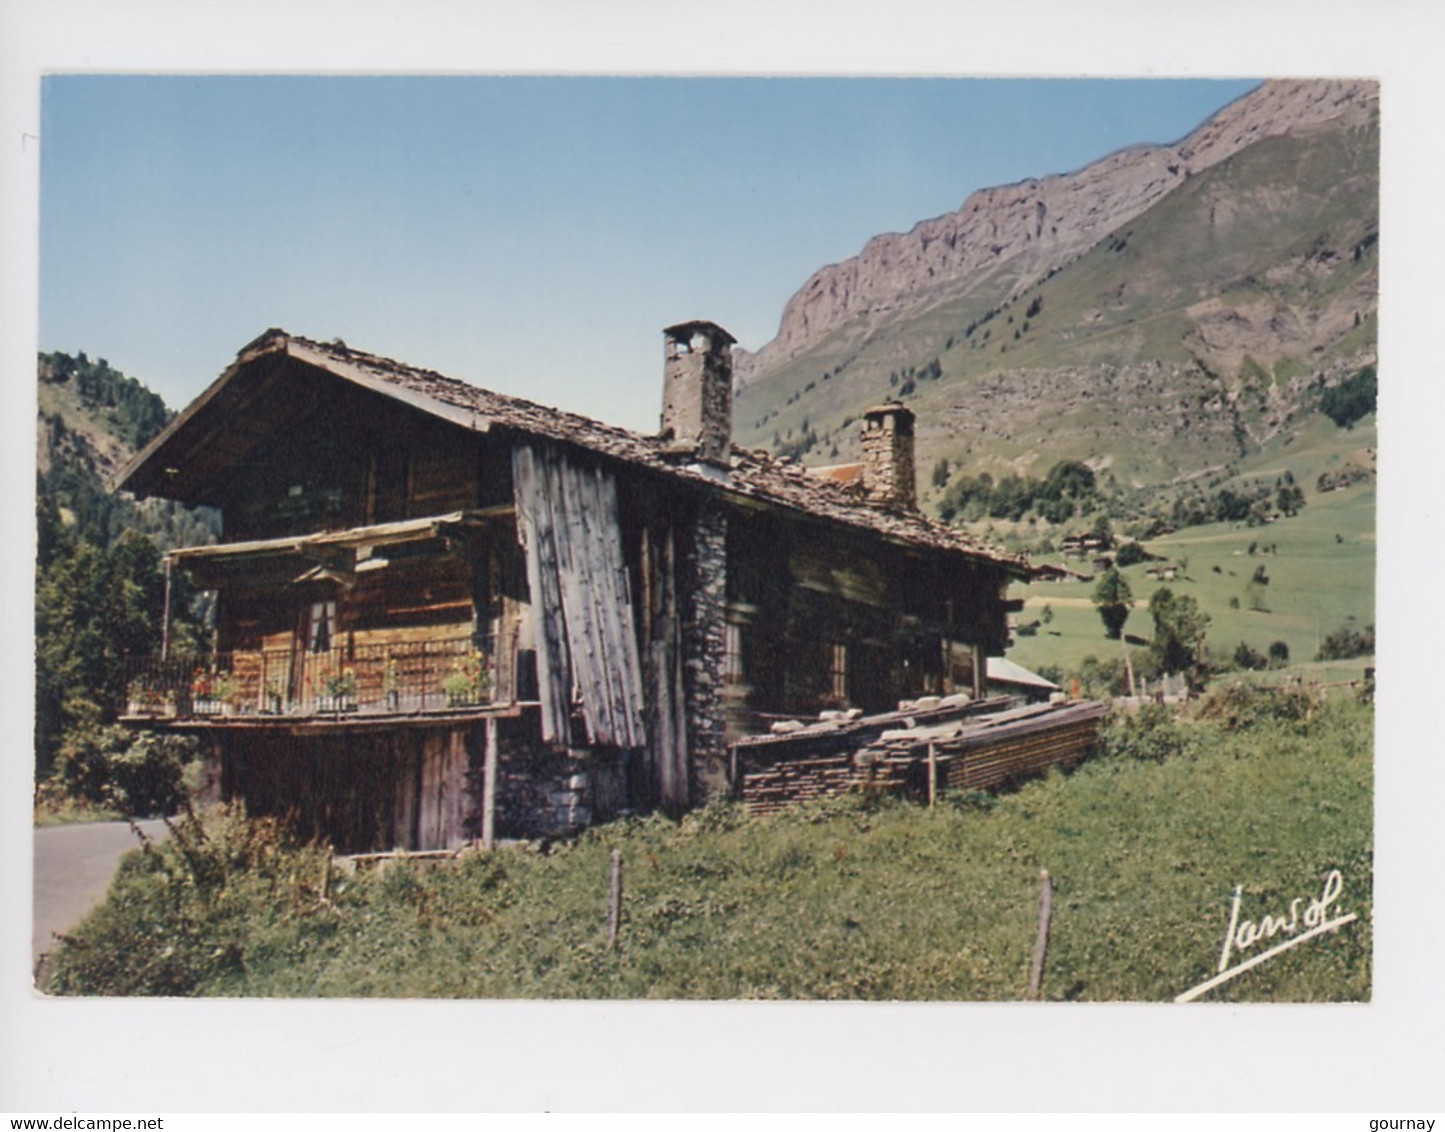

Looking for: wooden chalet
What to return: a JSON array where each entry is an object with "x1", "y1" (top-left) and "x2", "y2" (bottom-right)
[{"x1": 117, "y1": 322, "x2": 1051, "y2": 852}]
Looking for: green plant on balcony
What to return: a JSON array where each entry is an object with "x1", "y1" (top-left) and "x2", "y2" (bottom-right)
[
  {"x1": 317, "y1": 666, "x2": 358, "y2": 711},
  {"x1": 213, "y1": 672, "x2": 238, "y2": 711},
  {"x1": 442, "y1": 650, "x2": 488, "y2": 707},
  {"x1": 126, "y1": 675, "x2": 169, "y2": 717}
]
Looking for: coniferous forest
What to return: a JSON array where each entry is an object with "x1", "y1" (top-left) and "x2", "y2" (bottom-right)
[{"x1": 35, "y1": 351, "x2": 217, "y2": 803}]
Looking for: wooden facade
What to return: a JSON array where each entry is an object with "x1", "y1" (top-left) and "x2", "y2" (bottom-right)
[{"x1": 118, "y1": 326, "x2": 1039, "y2": 851}]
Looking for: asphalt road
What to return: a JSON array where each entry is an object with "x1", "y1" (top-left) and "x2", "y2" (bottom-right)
[{"x1": 32, "y1": 818, "x2": 168, "y2": 969}]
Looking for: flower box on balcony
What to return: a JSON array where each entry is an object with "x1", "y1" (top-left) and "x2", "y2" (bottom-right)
[{"x1": 316, "y1": 695, "x2": 358, "y2": 714}]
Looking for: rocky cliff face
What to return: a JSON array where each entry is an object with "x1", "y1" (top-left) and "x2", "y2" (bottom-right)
[{"x1": 736, "y1": 79, "x2": 1377, "y2": 386}]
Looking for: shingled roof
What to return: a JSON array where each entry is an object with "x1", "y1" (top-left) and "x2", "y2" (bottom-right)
[{"x1": 120, "y1": 329, "x2": 1032, "y2": 576}]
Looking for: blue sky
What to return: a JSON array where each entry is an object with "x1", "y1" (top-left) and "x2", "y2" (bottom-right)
[{"x1": 40, "y1": 75, "x2": 1261, "y2": 431}]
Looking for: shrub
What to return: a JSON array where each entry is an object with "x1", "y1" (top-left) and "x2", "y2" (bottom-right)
[
  {"x1": 1114, "y1": 541, "x2": 1148, "y2": 568},
  {"x1": 1193, "y1": 681, "x2": 1314, "y2": 732},
  {"x1": 50, "y1": 726, "x2": 195, "y2": 817},
  {"x1": 1034, "y1": 663, "x2": 1065, "y2": 686},
  {"x1": 1233, "y1": 641, "x2": 1269, "y2": 672},
  {"x1": 106, "y1": 732, "x2": 197, "y2": 816},
  {"x1": 1320, "y1": 365, "x2": 1377, "y2": 429},
  {"x1": 1072, "y1": 655, "x2": 1131, "y2": 699},
  {"x1": 1103, "y1": 704, "x2": 1189, "y2": 762},
  {"x1": 1317, "y1": 623, "x2": 1375, "y2": 661},
  {"x1": 45, "y1": 805, "x2": 336, "y2": 996}
]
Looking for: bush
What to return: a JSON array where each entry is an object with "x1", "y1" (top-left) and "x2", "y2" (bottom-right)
[
  {"x1": 1320, "y1": 365, "x2": 1377, "y2": 429},
  {"x1": 51, "y1": 726, "x2": 130, "y2": 808},
  {"x1": 45, "y1": 805, "x2": 336, "y2": 996},
  {"x1": 50, "y1": 726, "x2": 195, "y2": 817},
  {"x1": 1103, "y1": 704, "x2": 1190, "y2": 762},
  {"x1": 106, "y1": 732, "x2": 197, "y2": 816},
  {"x1": 1114, "y1": 541, "x2": 1148, "y2": 568},
  {"x1": 1233, "y1": 641, "x2": 1269, "y2": 672},
  {"x1": 1193, "y1": 681, "x2": 1314, "y2": 732},
  {"x1": 46, "y1": 697, "x2": 1374, "y2": 1002},
  {"x1": 1317, "y1": 622, "x2": 1375, "y2": 661},
  {"x1": 1071, "y1": 655, "x2": 1131, "y2": 699}
]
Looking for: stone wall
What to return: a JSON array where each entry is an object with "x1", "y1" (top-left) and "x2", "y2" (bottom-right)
[
  {"x1": 681, "y1": 501, "x2": 730, "y2": 801},
  {"x1": 486, "y1": 713, "x2": 638, "y2": 839}
]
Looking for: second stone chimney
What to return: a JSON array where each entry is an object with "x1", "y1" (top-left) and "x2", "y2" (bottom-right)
[
  {"x1": 860, "y1": 401, "x2": 918, "y2": 510},
  {"x1": 661, "y1": 320, "x2": 736, "y2": 467}
]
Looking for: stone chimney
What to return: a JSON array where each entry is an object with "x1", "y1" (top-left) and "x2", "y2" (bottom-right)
[
  {"x1": 661, "y1": 320, "x2": 736, "y2": 467},
  {"x1": 860, "y1": 401, "x2": 917, "y2": 510}
]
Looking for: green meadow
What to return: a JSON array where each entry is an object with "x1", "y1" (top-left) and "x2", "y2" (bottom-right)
[
  {"x1": 46, "y1": 689, "x2": 1371, "y2": 1002},
  {"x1": 1008, "y1": 415, "x2": 1375, "y2": 682}
]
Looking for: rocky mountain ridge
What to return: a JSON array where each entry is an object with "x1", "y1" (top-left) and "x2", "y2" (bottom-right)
[{"x1": 735, "y1": 79, "x2": 1377, "y2": 387}]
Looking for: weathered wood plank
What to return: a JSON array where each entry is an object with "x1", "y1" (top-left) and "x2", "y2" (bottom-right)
[
  {"x1": 514, "y1": 441, "x2": 647, "y2": 750},
  {"x1": 512, "y1": 444, "x2": 572, "y2": 744}
]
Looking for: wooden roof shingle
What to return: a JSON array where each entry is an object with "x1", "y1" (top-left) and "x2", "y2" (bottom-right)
[{"x1": 120, "y1": 329, "x2": 1032, "y2": 576}]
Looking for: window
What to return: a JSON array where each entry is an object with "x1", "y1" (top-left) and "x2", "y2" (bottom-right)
[
  {"x1": 308, "y1": 600, "x2": 337, "y2": 653},
  {"x1": 725, "y1": 621, "x2": 744, "y2": 684}
]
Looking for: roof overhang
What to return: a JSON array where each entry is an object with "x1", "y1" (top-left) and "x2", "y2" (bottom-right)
[{"x1": 115, "y1": 331, "x2": 494, "y2": 506}]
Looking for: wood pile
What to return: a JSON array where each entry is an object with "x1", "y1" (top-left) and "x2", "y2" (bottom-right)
[
  {"x1": 737, "y1": 755, "x2": 912, "y2": 816},
  {"x1": 734, "y1": 698, "x2": 1108, "y2": 814}
]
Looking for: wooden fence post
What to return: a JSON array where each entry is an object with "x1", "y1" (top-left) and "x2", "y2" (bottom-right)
[
  {"x1": 1028, "y1": 868, "x2": 1053, "y2": 1000},
  {"x1": 482, "y1": 716, "x2": 499, "y2": 851},
  {"x1": 607, "y1": 848, "x2": 624, "y2": 950}
]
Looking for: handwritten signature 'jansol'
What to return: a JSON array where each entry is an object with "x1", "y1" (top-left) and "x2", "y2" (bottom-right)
[{"x1": 1175, "y1": 869, "x2": 1358, "y2": 1003}]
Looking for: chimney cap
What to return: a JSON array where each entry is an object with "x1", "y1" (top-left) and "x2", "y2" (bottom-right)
[
  {"x1": 664, "y1": 319, "x2": 737, "y2": 347},
  {"x1": 863, "y1": 401, "x2": 916, "y2": 435}
]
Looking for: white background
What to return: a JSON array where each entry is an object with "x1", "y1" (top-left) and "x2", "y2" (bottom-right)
[{"x1": 2, "y1": 0, "x2": 1440, "y2": 1114}]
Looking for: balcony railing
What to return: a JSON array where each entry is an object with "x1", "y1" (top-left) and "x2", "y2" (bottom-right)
[{"x1": 123, "y1": 634, "x2": 505, "y2": 721}]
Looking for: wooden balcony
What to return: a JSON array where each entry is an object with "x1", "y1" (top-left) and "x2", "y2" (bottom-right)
[{"x1": 121, "y1": 634, "x2": 514, "y2": 725}]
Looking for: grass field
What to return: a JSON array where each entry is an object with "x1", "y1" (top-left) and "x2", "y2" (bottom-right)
[
  {"x1": 1007, "y1": 416, "x2": 1375, "y2": 681},
  {"x1": 46, "y1": 690, "x2": 1372, "y2": 1002}
]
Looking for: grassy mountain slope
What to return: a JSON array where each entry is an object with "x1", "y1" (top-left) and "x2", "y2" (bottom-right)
[{"x1": 735, "y1": 111, "x2": 1378, "y2": 508}]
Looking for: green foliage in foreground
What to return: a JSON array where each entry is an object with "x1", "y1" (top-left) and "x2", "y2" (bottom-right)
[{"x1": 47, "y1": 692, "x2": 1372, "y2": 1002}]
